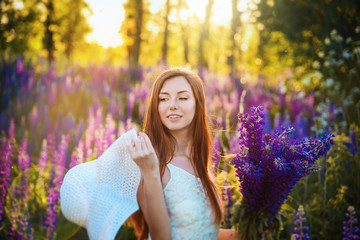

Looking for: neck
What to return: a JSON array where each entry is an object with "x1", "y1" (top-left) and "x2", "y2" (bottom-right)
[{"x1": 170, "y1": 129, "x2": 192, "y2": 157}]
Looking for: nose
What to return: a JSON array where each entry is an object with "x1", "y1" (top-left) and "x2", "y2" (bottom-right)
[{"x1": 170, "y1": 98, "x2": 178, "y2": 110}]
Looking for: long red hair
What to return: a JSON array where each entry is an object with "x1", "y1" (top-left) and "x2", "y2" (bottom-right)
[{"x1": 131, "y1": 67, "x2": 223, "y2": 239}]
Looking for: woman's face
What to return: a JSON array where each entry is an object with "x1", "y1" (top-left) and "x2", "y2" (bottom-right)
[{"x1": 158, "y1": 76, "x2": 196, "y2": 133}]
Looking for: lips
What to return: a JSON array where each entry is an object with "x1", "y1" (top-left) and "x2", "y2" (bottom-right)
[{"x1": 167, "y1": 114, "x2": 182, "y2": 119}]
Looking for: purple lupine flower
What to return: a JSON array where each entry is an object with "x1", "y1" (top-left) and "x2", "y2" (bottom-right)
[
  {"x1": 231, "y1": 106, "x2": 335, "y2": 226},
  {"x1": 69, "y1": 138, "x2": 85, "y2": 169},
  {"x1": 94, "y1": 125, "x2": 105, "y2": 158},
  {"x1": 47, "y1": 134, "x2": 63, "y2": 191},
  {"x1": 125, "y1": 117, "x2": 133, "y2": 131},
  {"x1": 343, "y1": 206, "x2": 359, "y2": 240},
  {"x1": 0, "y1": 140, "x2": 14, "y2": 203},
  {"x1": 69, "y1": 153, "x2": 79, "y2": 170},
  {"x1": 38, "y1": 139, "x2": 48, "y2": 172},
  {"x1": 344, "y1": 129, "x2": 358, "y2": 156},
  {"x1": 75, "y1": 120, "x2": 85, "y2": 144},
  {"x1": 105, "y1": 113, "x2": 116, "y2": 148},
  {"x1": 8, "y1": 199, "x2": 24, "y2": 240},
  {"x1": 291, "y1": 96, "x2": 305, "y2": 122},
  {"x1": 85, "y1": 111, "x2": 95, "y2": 159},
  {"x1": 16, "y1": 137, "x2": 31, "y2": 201},
  {"x1": 64, "y1": 113, "x2": 76, "y2": 133},
  {"x1": 47, "y1": 134, "x2": 57, "y2": 167},
  {"x1": 18, "y1": 209, "x2": 35, "y2": 240},
  {"x1": 43, "y1": 186, "x2": 59, "y2": 239},
  {"x1": 221, "y1": 186, "x2": 233, "y2": 229},
  {"x1": 127, "y1": 92, "x2": 135, "y2": 119},
  {"x1": 263, "y1": 111, "x2": 272, "y2": 134},
  {"x1": 292, "y1": 205, "x2": 309, "y2": 240},
  {"x1": 108, "y1": 98, "x2": 118, "y2": 119},
  {"x1": 118, "y1": 121, "x2": 126, "y2": 137},
  {"x1": 293, "y1": 114, "x2": 309, "y2": 140},
  {"x1": 54, "y1": 134, "x2": 69, "y2": 184},
  {"x1": 0, "y1": 139, "x2": 14, "y2": 228}
]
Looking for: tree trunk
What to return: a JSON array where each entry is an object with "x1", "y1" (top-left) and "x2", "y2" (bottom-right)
[
  {"x1": 161, "y1": 0, "x2": 170, "y2": 64},
  {"x1": 177, "y1": 0, "x2": 189, "y2": 63},
  {"x1": 198, "y1": 0, "x2": 214, "y2": 68},
  {"x1": 227, "y1": 0, "x2": 240, "y2": 76},
  {"x1": 44, "y1": 0, "x2": 55, "y2": 67},
  {"x1": 64, "y1": 0, "x2": 81, "y2": 62},
  {"x1": 132, "y1": 0, "x2": 143, "y2": 74}
]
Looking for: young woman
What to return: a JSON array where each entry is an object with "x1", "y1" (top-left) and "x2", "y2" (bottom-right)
[{"x1": 127, "y1": 67, "x2": 238, "y2": 240}]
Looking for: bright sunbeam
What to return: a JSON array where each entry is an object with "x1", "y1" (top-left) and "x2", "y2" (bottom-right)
[
  {"x1": 85, "y1": 0, "x2": 254, "y2": 48},
  {"x1": 185, "y1": 0, "x2": 208, "y2": 20},
  {"x1": 212, "y1": 0, "x2": 232, "y2": 26},
  {"x1": 85, "y1": 0, "x2": 125, "y2": 48}
]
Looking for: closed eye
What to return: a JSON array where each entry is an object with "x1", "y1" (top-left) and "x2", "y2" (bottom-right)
[
  {"x1": 159, "y1": 98, "x2": 168, "y2": 101},
  {"x1": 179, "y1": 97, "x2": 188, "y2": 100}
]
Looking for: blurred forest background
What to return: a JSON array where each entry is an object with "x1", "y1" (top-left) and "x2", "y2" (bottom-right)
[
  {"x1": 1, "y1": 0, "x2": 360, "y2": 239},
  {"x1": 1, "y1": 0, "x2": 358, "y2": 79}
]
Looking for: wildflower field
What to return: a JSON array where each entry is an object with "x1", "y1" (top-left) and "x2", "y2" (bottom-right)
[
  {"x1": 2, "y1": 0, "x2": 360, "y2": 238},
  {"x1": 0, "y1": 54, "x2": 359, "y2": 240}
]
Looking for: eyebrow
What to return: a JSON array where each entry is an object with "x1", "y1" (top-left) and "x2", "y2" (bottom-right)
[{"x1": 159, "y1": 90, "x2": 190, "y2": 95}]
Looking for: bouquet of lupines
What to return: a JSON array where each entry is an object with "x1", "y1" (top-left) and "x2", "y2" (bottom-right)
[{"x1": 231, "y1": 106, "x2": 335, "y2": 240}]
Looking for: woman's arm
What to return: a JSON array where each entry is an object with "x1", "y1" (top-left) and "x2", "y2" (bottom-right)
[
  {"x1": 127, "y1": 132, "x2": 172, "y2": 240},
  {"x1": 218, "y1": 229, "x2": 238, "y2": 240}
]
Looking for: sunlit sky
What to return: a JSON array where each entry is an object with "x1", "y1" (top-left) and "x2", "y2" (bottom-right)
[{"x1": 85, "y1": 0, "x2": 254, "y2": 48}]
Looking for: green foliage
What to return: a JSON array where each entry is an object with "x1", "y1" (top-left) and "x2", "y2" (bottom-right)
[
  {"x1": 232, "y1": 201, "x2": 283, "y2": 240},
  {"x1": 282, "y1": 124, "x2": 360, "y2": 239},
  {"x1": 56, "y1": 0, "x2": 93, "y2": 61},
  {"x1": 0, "y1": 0, "x2": 43, "y2": 54},
  {"x1": 115, "y1": 222, "x2": 137, "y2": 240},
  {"x1": 1, "y1": 0, "x2": 92, "y2": 64},
  {"x1": 314, "y1": 28, "x2": 360, "y2": 127},
  {"x1": 256, "y1": 0, "x2": 360, "y2": 69}
]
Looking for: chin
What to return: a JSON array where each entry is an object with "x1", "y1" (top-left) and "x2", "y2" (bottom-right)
[{"x1": 165, "y1": 124, "x2": 191, "y2": 132}]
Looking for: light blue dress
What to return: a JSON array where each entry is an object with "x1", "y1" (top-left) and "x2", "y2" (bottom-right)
[{"x1": 162, "y1": 164, "x2": 219, "y2": 240}]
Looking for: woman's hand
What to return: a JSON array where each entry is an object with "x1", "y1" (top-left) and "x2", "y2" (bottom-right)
[
  {"x1": 127, "y1": 132, "x2": 172, "y2": 239},
  {"x1": 127, "y1": 132, "x2": 159, "y2": 176}
]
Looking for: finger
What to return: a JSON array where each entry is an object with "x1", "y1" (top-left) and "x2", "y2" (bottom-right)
[
  {"x1": 139, "y1": 133, "x2": 148, "y2": 153},
  {"x1": 142, "y1": 133, "x2": 155, "y2": 152},
  {"x1": 135, "y1": 136, "x2": 143, "y2": 152}
]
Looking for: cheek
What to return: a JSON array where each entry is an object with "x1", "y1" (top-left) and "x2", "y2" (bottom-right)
[
  {"x1": 158, "y1": 104, "x2": 166, "y2": 118},
  {"x1": 187, "y1": 101, "x2": 196, "y2": 118}
]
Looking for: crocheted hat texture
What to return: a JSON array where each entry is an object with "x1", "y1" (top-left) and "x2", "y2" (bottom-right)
[{"x1": 60, "y1": 129, "x2": 141, "y2": 240}]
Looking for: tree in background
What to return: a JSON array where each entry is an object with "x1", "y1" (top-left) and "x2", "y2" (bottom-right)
[
  {"x1": 161, "y1": 0, "x2": 170, "y2": 64},
  {"x1": 227, "y1": 0, "x2": 241, "y2": 77},
  {"x1": 254, "y1": 0, "x2": 360, "y2": 128},
  {"x1": 0, "y1": 0, "x2": 43, "y2": 55},
  {"x1": 58, "y1": 0, "x2": 92, "y2": 63},
  {"x1": 256, "y1": 0, "x2": 360, "y2": 73},
  {"x1": 176, "y1": 0, "x2": 190, "y2": 64},
  {"x1": 0, "y1": 0, "x2": 91, "y2": 67},
  {"x1": 43, "y1": 0, "x2": 55, "y2": 65},
  {"x1": 198, "y1": 0, "x2": 214, "y2": 68},
  {"x1": 121, "y1": 0, "x2": 145, "y2": 79}
]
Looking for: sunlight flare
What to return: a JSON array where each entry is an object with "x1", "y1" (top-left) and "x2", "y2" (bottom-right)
[{"x1": 85, "y1": 0, "x2": 125, "y2": 48}]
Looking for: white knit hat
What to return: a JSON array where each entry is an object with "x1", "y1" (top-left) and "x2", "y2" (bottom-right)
[{"x1": 60, "y1": 128, "x2": 141, "y2": 240}]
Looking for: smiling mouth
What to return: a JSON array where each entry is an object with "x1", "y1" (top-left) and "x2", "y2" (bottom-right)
[{"x1": 167, "y1": 115, "x2": 182, "y2": 119}]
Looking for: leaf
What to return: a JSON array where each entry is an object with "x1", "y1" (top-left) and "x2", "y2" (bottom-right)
[{"x1": 280, "y1": 203, "x2": 294, "y2": 212}]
